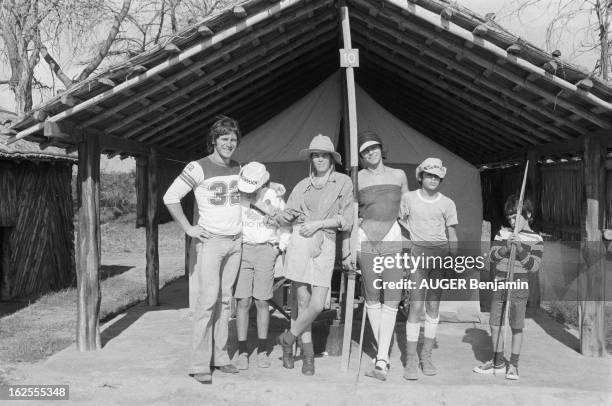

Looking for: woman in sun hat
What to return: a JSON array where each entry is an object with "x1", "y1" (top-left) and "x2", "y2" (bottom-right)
[
  {"x1": 357, "y1": 130, "x2": 408, "y2": 381},
  {"x1": 255, "y1": 134, "x2": 353, "y2": 376}
]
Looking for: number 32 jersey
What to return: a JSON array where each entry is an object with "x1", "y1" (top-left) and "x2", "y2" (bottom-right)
[{"x1": 163, "y1": 156, "x2": 241, "y2": 236}]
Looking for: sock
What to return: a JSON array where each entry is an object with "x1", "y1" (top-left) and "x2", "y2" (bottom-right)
[
  {"x1": 510, "y1": 353, "x2": 520, "y2": 367},
  {"x1": 281, "y1": 330, "x2": 297, "y2": 345},
  {"x1": 377, "y1": 305, "x2": 398, "y2": 363},
  {"x1": 424, "y1": 312, "x2": 439, "y2": 339},
  {"x1": 258, "y1": 338, "x2": 267, "y2": 354},
  {"x1": 365, "y1": 302, "x2": 382, "y2": 344},
  {"x1": 238, "y1": 340, "x2": 248, "y2": 355},
  {"x1": 493, "y1": 351, "x2": 504, "y2": 366},
  {"x1": 302, "y1": 341, "x2": 314, "y2": 357},
  {"x1": 405, "y1": 321, "x2": 420, "y2": 356}
]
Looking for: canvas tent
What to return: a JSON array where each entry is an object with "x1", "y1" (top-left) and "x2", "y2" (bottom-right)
[
  {"x1": 235, "y1": 72, "x2": 482, "y2": 320},
  {"x1": 4, "y1": 0, "x2": 610, "y2": 354}
]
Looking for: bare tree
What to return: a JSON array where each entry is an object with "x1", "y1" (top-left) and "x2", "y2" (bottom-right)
[
  {"x1": 500, "y1": 0, "x2": 612, "y2": 80},
  {"x1": 0, "y1": 0, "x2": 131, "y2": 115}
]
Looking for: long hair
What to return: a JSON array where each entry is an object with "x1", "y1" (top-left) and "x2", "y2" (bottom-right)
[
  {"x1": 504, "y1": 194, "x2": 534, "y2": 224},
  {"x1": 206, "y1": 115, "x2": 241, "y2": 155}
]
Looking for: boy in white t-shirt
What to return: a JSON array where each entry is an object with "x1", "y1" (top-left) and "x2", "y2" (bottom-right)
[
  {"x1": 400, "y1": 157, "x2": 458, "y2": 380},
  {"x1": 234, "y1": 162, "x2": 290, "y2": 370}
]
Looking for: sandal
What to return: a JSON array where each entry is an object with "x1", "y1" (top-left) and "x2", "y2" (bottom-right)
[{"x1": 364, "y1": 358, "x2": 389, "y2": 381}]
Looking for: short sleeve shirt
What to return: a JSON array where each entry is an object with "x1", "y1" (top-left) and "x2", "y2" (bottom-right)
[{"x1": 403, "y1": 189, "x2": 458, "y2": 246}]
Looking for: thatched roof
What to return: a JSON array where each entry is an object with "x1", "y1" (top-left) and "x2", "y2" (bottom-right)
[
  {"x1": 5, "y1": 0, "x2": 612, "y2": 165},
  {"x1": 0, "y1": 109, "x2": 76, "y2": 162}
]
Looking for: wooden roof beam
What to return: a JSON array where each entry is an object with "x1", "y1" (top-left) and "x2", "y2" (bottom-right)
[
  {"x1": 359, "y1": 69, "x2": 522, "y2": 150},
  {"x1": 380, "y1": 0, "x2": 612, "y2": 114},
  {"x1": 161, "y1": 55, "x2": 335, "y2": 148},
  {"x1": 350, "y1": 11, "x2": 587, "y2": 137},
  {"x1": 355, "y1": 0, "x2": 612, "y2": 129},
  {"x1": 354, "y1": 33, "x2": 549, "y2": 145},
  {"x1": 168, "y1": 67, "x2": 334, "y2": 149},
  {"x1": 77, "y1": 0, "x2": 331, "y2": 129},
  {"x1": 127, "y1": 27, "x2": 336, "y2": 142},
  {"x1": 104, "y1": 17, "x2": 335, "y2": 135}
]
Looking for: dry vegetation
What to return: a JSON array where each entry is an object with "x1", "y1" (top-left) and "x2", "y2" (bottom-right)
[{"x1": 0, "y1": 214, "x2": 185, "y2": 385}]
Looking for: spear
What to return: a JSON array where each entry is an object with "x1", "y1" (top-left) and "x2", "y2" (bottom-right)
[{"x1": 497, "y1": 160, "x2": 529, "y2": 359}]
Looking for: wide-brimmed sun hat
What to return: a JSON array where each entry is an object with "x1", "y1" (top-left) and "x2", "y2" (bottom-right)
[
  {"x1": 238, "y1": 161, "x2": 270, "y2": 193},
  {"x1": 415, "y1": 157, "x2": 447, "y2": 180},
  {"x1": 358, "y1": 130, "x2": 383, "y2": 153},
  {"x1": 298, "y1": 134, "x2": 342, "y2": 165}
]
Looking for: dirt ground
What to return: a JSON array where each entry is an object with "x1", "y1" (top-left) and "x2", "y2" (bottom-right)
[{"x1": 4, "y1": 276, "x2": 611, "y2": 406}]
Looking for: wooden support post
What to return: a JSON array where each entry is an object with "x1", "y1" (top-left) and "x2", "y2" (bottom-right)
[
  {"x1": 339, "y1": 1, "x2": 360, "y2": 372},
  {"x1": 527, "y1": 150, "x2": 541, "y2": 307},
  {"x1": 76, "y1": 134, "x2": 101, "y2": 351},
  {"x1": 578, "y1": 134, "x2": 606, "y2": 356},
  {"x1": 135, "y1": 157, "x2": 147, "y2": 228},
  {"x1": 146, "y1": 148, "x2": 159, "y2": 306}
]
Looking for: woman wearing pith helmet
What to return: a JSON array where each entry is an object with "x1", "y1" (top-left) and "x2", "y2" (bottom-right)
[
  {"x1": 255, "y1": 134, "x2": 353, "y2": 376},
  {"x1": 357, "y1": 130, "x2": 408, "y2": 381}
]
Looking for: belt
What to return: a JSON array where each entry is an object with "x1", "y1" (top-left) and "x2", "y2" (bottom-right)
[
  {"x1": 206, "y1": 232, "x2": 242, "y2": 241},
  {"x1": 243, "y1": 241, "x2": 278, "y2": 247}
]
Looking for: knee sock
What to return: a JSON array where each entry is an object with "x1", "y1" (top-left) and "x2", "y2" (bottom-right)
[
  {"x1": 405, "y1": 321, "x2": 420, "y2": 356},
  {"x1": 424, "y1": 312, "x2": 439, "y2": 339},
  {"x1": 493, "y1": 351, "x2": 504, "y2": 365},
  {"x1": 258, "y1": 338, "x2": 267, "y2": 354},
  {"x1": 365, "y1": 302, "x2": 382, "y2": 344},
  {"x1": 510, "y1": 353, "x2": 520, "y2": 367},
  {"x1": 376, "y1": 305, "x2": 398, "y2": 363},
  {"x1": 238, "y1": 340, "x2": 248, "y2": 355},
  {"x1": 302, "y1": 341, "x2": 314, "y2": 357}
]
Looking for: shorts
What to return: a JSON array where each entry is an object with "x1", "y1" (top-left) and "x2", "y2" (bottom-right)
[
  {"x1": 406, "y1": 244, "x2": 449, "y2": 301},
  {"x1": 359, "y1": 224, "x2": 403, "y2": 303},
  {"x1": 234, "y1": 243, "x2": 279, "y2": 300},
  {"x1": 489, "y1": 274, "x2": 529, "y2": 329}
]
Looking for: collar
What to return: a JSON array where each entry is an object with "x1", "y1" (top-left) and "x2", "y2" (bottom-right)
[{"x1": 305, "y1": 170, "x2": 338, "y2": 191}]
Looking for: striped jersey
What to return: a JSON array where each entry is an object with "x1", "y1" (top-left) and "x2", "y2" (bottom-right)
[
  {"x1": 490, "y1": 226, "x2": 543, "y2": 277},
  {"x1": 163, "y1": 156, "x2": 241, "y2": 235}
]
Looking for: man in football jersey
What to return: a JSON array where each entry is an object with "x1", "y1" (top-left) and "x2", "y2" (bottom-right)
[{"x1": 163, "y1": 116, "x2": 242, "y2": 384}]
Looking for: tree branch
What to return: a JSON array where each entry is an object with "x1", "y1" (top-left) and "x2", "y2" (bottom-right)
[
  {"x1": 75, "y1": 0, "x2": 132, "y2": 82},
  {"x1": 40, "y1": 44, "x2": 73, "y2": 88}
]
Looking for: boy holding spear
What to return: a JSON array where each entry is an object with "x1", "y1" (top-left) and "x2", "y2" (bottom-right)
[{"x1": 474, "y1": 166, "x2": 544, "y2": 380}]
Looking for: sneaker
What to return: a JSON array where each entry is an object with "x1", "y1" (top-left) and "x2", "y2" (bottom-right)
[
  {"x1": 506, "y1": 364, "x2": 519, "y2": 380},
  {"x1": 403, "y1": 355, "x2": 419, "y2": 381},
  {"x1": 365, "y1": 359, "x2": 389, "y2": 381},
  {"x1": 473, "y1": 359, "x2": 506, "y2": 375},
  {"x1": 190, "y1": 372, "x2": 212, "y2": 384},
  {"x1": 236, "y1": 353, "x2": 249, "y2": 370},
  {"x1": 216, "y1": 364, "x2": 239, "y2": 374},
  {"x1": 257, "y1": 352, "x2": 271, "y2": 368}
]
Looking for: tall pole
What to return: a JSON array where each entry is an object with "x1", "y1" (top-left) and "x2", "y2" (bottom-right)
[{"x1": 338, "y1": 0, "x2": 360, "y2": 372}]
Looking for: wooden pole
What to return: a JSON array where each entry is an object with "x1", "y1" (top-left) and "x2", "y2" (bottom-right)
[
  {"x1": 339, "y1": 1, "x2": 359, "y2": 372},
  {"x1": 578, "y1": 134, "x2": 606, "y2": 356},
  {"x1": 135, "y1": 156, "x2": 147, "y2": 228},
  {"x1": 527, "y1": 150, "x2": 541, "y2": 308},
  {"x1": 500, "y1": 161, "x2": 529, "y2": 358},
  {"x1": 76, "y1": 133, "x2": 101, "y2": 351},
  {"x1": 146, "y1": 148, "x2": 159, "y2": 306}
]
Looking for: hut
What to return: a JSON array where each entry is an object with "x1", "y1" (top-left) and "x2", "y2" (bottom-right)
[
  {"x1": 0, "y1": 108, "x2": 76, "y2": 300},
  {"x1": 3, "y1": 0, "x2": 610, "y2": 358}
]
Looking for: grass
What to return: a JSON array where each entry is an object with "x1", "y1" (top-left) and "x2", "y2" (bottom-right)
[{"x1": 0, "y1": 216, "x2": 185, "y2": 385}]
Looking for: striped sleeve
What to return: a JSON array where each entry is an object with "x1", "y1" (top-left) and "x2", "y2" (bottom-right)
[
  {"x1": 521, "y1": 237, "x2": 544, "y2": 272},
  {"x1": 489, "y1": 229, "x2": 508, "y2": 263},
  {"x1": 163, "y1": 161, "x2": 204, "y2": 205}
]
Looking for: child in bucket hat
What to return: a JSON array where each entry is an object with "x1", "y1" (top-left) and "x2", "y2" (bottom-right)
[
  {"x1": 400, "y1": 157, "x2": 458, "y2": 380},
  {"x1": 235, "y1": 162, "x2": 290, "y2": 371}
]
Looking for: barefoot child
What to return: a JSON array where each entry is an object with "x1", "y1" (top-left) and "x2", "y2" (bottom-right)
[{"x1": 473, "y1": 195, "x2": 543, "y2": 380}]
